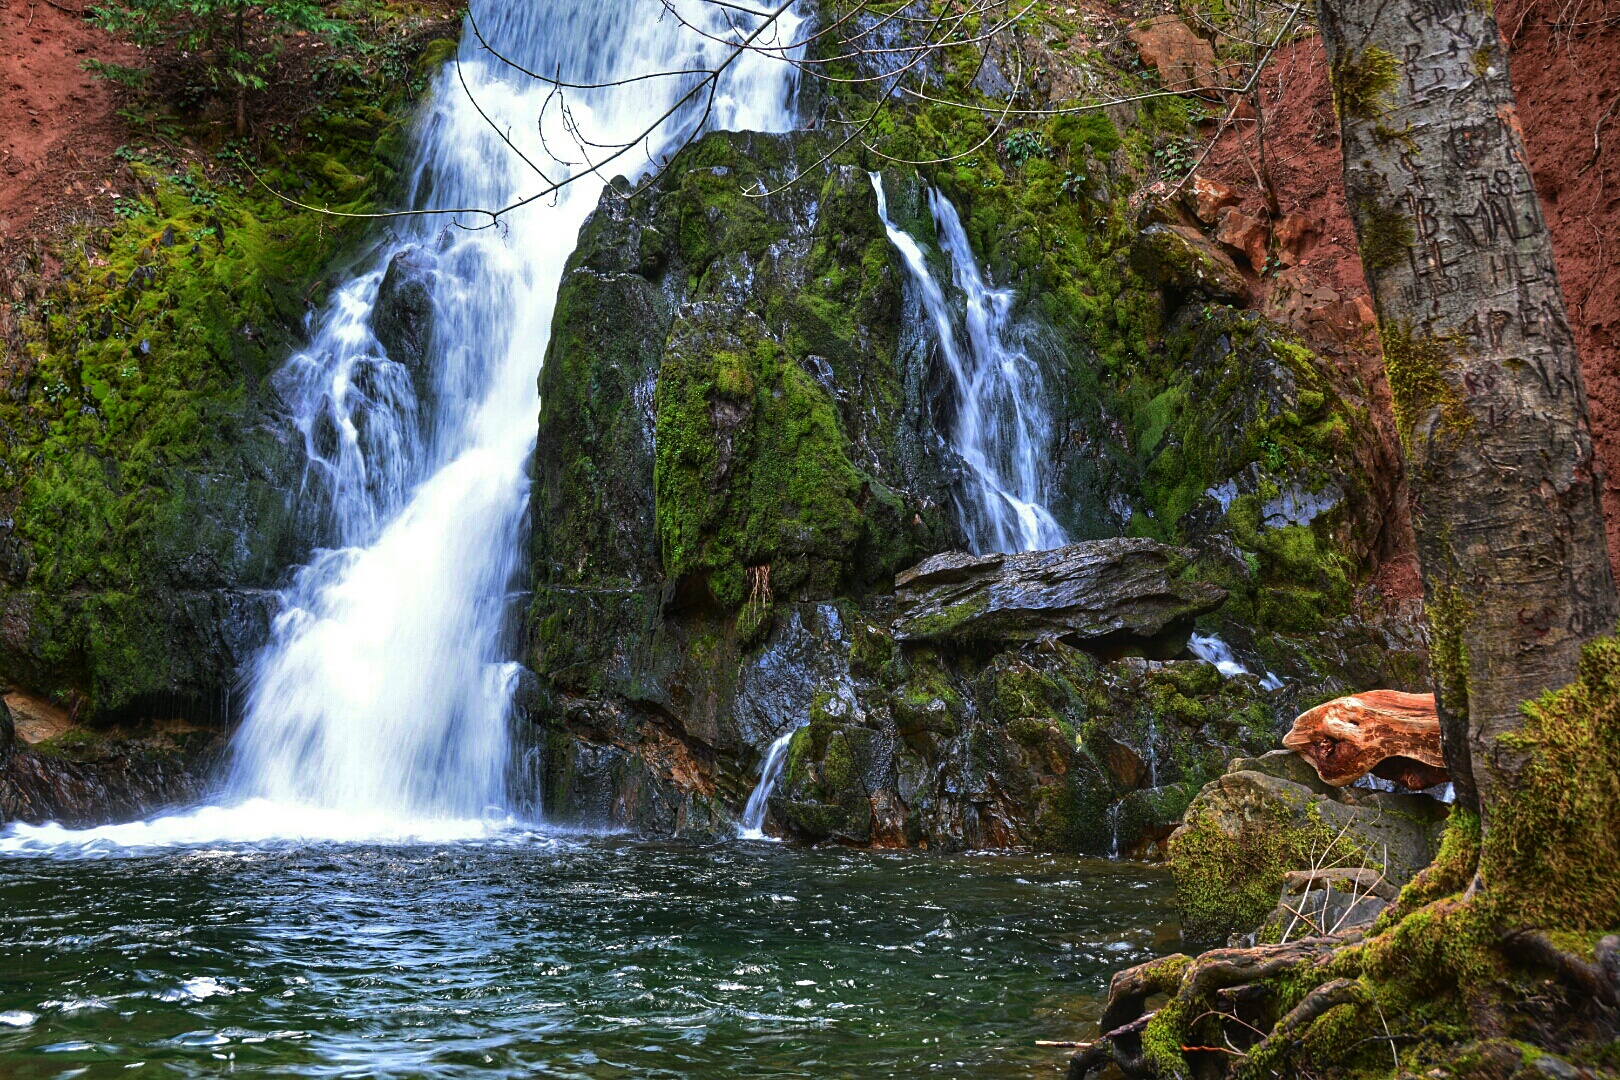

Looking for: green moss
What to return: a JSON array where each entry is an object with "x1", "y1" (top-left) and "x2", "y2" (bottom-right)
[
  {"x1": 0, "y1": 12, "x2": 447, "y2": 715},
  {"x1": 1354, "y1": 195, "x2": 1416, "y2": 276},
  {"x1": 1149, "y1": 631, "x2": 1620, "y2": 1073},
  {"x1": 1426, "y1": 583, "x2": 1473, "y2": 725},
  {"x1": 654, "y1": 331, "x2": 867, "y2": 603},
  {"x1": 1381, "y1": 808, "x2": 1480, "y2": 927},
  {"x1": 1482, "y1": 634, "x2": 1620, "y2": 930},
  {"x1": 1332, "y1": 45, "x2": 1400, "y2": 120},
  {"x1": 1170, "y1": 800, "x2": 1367, "y2": 943},
  {"x1": 1380, "y1": 320, "x2": 1474, "y2": 448}
]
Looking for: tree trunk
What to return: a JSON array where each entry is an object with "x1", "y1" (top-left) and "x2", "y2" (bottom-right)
[
  {"x1": 234, "y1": 6, "x2": 247, "y2": 137},
  {"x1": 1317, "y1": 0, "x2": 1618, "y2": 832}
]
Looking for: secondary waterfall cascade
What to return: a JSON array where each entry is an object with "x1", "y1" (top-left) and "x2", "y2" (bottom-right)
[
  {"x1": 737, "y1": 730, "x2": 797, "y2": 840},
  {"x1": 870, "y1": 174, "x2": 1067, "y2": 555},
  {"x1": 737, "y1": 177, "x2": 1071, "y2": 839},
  {"x1": 5, "y1": 0, "x2": 804, "y2": 848}
]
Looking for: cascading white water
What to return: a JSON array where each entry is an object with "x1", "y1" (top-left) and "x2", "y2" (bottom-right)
[
  {"x1": 737, "y1": 730, "x2": 796, "y2": 840},
  {"x1": 870, "y1": 175, "x2": 1066, "y2": 555},
  {"x1": 3, "y1": 0, "x2": 804, "y2": 849},
  {"x1": 1188, "y1": 632, "x2": 1286, "y2": 690}
]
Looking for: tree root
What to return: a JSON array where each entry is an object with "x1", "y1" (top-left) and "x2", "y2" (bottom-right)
[
  {"x1": 1070, "y1": 937, "x2": 1346, "y2": 1079},
  {"x1": 1246, "y1": 977, "x2": 1361, "y2": 1059},
  {"x1": 1068, "y1": 1011, "x2": 1157, "y2": 1079},
  {"x1": 1501, "y1": 929, "x2": 1620, "y2": 1007}
]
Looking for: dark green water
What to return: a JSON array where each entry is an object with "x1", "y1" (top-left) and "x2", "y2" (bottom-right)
[{"x1": 0, "y1": 836, "x2": 1178, "y2": 1078}]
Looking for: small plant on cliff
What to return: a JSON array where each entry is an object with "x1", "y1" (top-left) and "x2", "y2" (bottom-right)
[{"x1": 1000, "y1": 129, "x2": 1050, "y2": 167}]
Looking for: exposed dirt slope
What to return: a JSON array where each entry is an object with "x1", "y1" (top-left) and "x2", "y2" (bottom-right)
[{"x1": 0, "y1": 0, "x2": 133, "y2": 237}]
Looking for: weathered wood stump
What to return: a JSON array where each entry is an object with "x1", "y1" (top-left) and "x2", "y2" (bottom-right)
[{"x1": 1282, "y1": 690, "x2": 1448, "y2": 789}]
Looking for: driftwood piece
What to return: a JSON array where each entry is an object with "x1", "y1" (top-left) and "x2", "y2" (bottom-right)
[{"x1": 1282, "y1": 690, "x2": 1448, "y2": 788}]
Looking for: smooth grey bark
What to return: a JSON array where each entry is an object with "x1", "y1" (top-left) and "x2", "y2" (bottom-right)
[{"x1": 1317, "y1": 0, "x2": 1618, "y2": 826}]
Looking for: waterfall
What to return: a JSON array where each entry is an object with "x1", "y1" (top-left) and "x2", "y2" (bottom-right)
[
  {"x1": 223, "y1": 1, "x2": 804, "y2": 832},
  {"x1": 1188, "y1": 633, "x2": 1286, "y2": 690},
  {"x1": 7, "y1": 1, "x2": 804, "y2": 848},
  {"x1": 1188, "y1": 633, "x2": 1248, "y2": 677},
  {"x1": 737, "y1": 730, "x2": 797, "y2": 840},
  {"x1": 870, "y1": 175, "x2": 1066, "y2": 555}
]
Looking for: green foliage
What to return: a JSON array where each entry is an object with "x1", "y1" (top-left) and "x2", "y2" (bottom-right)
[
  {"x1": 88, "y1": 0, "x2": 351, "y2": 119},
  {"x1": 1000, "y1": 128, "x2": 1050, "y2": 166}
]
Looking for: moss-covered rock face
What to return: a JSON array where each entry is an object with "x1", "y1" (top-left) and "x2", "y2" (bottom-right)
[
  {"x1": 532, "y1": 131, "x2": 961, "y2": 604},
  {"x1": 523, "y1": 99, "x2": 1427, "y2": 846},
  {"x1": 0, "y1": 20, "x2": 458, "y2": 722}
]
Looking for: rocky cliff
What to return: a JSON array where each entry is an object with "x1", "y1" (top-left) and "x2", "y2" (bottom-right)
[{"x1": 521, "y1": 108, "x2": 1427, "y2": 849}]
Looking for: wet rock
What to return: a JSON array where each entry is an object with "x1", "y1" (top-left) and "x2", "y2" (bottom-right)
[
  {"x1": 0, "y1": 695, "x2": 13, "y2": 766},
  {"x1": 890, "y1": 539, "x2": 1226, "y2": 647},
  {"x1": 1131, "y1": 223, "x2": 1250, "y2": 303},
  {"x1": 372, "y1": 245, "x2": 436, "y2": 409},
  {"x1": 0, "y1": 727, "x2": 222, "y2": 828}
]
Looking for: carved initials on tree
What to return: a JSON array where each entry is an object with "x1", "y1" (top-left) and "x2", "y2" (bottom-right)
[{"x1": 1318, "y1": 0, "x2": 1619, "y2": 837}]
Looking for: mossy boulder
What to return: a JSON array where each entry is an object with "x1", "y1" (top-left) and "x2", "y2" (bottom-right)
[{"x1": 1167, "y1": 756, "x2": 1450, "y2": 943}]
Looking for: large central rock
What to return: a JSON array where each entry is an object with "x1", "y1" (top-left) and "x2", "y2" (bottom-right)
[{"x1": 890, "y1": 538, "x2": 1226, "y2": 645}]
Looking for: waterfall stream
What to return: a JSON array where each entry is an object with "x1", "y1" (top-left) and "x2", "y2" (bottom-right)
[
  {"x1": 870, "y1": 175, "x2": 1066, "y2": 555},
  {"x1": 9, "y1": 0, "x2": 804, "y2": 847},
  {"x1": 737, "y1": 730, "x2": 797, "y2": 840}
]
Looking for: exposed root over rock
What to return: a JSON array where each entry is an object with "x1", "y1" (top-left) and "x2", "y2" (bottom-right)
[{"x1": 1071, "y1": 635, "x2": 1620, "y2": 1079}]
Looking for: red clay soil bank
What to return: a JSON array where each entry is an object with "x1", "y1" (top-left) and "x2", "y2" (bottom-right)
[
  {"x1": 1498, "y1": 0, "x2": 1620, "y2": 567},
  {"x1": 1195, "y1": 37, "x2": 1423, "y2": 600},
  {"x1": 1195, "y1": 13, "x2": 1620, "y2": 588},
  {"x1": 0, "y1": 0, "x2": 133, "y2": 236}
]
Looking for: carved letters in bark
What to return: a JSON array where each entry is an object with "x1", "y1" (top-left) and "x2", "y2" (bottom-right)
[{"x1": 1317, "y1": 0, "x2": 1619, "y2": 829}]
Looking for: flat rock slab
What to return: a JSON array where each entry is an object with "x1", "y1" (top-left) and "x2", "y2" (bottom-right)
[
  {"x1": 891, "y1": 538, "x2": 1226, "y2": 645},
  {"x1": 1282, "y1": 689, "x2": 1446, "y2": 788}
]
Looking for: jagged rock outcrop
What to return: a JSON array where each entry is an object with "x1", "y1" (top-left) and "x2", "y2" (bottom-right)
[
  {"x1": 0, "y1": 695, "x2": 222, "y2": 828},
  {"x1": 371, "y1": 245, "x2": 437, "y2": 410},
  {"x1": 890, "y1": 539, "x2": 1226, "y2": 646},
  {"x1": 523, "y1": 123, "x2": 1428, "y2": 848}
]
